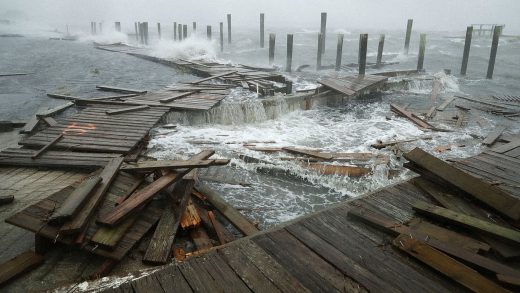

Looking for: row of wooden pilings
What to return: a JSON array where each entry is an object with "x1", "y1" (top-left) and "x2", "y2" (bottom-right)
[{"x1": 90, "y1": 13, "x2": 502, "y2": 78}]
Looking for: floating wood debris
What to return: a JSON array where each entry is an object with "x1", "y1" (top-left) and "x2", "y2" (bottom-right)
[
  {"x1": 96, "y1": 85, "x2": 147, "y2": 94},
  {"x1": 390, "y1": 104, "x2": 434, "y2": 129}
]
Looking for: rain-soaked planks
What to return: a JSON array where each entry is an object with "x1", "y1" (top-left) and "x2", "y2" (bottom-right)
[
  {"x1": 18, "y1": 105, "x2": 169, "y2": 154},
  {"x1": 96, "y1": 148, "x2": 520, "y2": 292}
]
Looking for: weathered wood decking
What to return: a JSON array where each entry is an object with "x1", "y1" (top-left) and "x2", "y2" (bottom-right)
[{"x1": 84, "y1": 144, "x2": 520, "y2": 293}]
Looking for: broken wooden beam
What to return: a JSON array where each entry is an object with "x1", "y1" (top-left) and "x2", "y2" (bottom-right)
[
  {"x1": 90, "y1": 212, "x2": 140, "y2": 249},
  {"x1": 48, "y1": 175, "x2": 102, "y2": 226},
  {"x1": 159, "y1": 91, "x2": 195, "y2": 103},
  {"x1": 31, "y1": 134, "x2": 63, "y2": 159},
  {"x1": 60, "y1": 157, "x2": 123, "y2": 235},
  {"x1": 390, "y1": 104, "x2": 434, "y2": 129},
  {"x1": 96, "y1": 85, "x2": 147, "y2": 94},
  {"x1": 0, "y1": 251, "x2": 43, "y2": 286},
  {"x1": 190, "y1": 71, "x2": 237, "y2": 84},
  {"x1": 404, "y1": 147, "x2": 520, "y2": 221},
  {"x1": 36, "y1": 102, "x2": 74, "y2": 118},
  {"x1": 105, "y1": 105, "x2": 150, "y2": 115},
  {"x1": 196, "y1": 182, "x2": 259, "y2": 236},
  {"x1": 393, "y1": 235, "x2": 508, "y2": 293},
  {"x1": 413, "y1": 200, "x2": 520, "y2": 245},
  {"x1": 282, "y1": 147, "x2": 333, "y2": 160},
  {"x1": 120, "y1": 159, "x2": 230, "y2": 172},
  {"x1": 437, "y1": 96, "x2": 456, "y2": 111},
  {"x1": 180, "y1": 199, "x2": 202, "y2": 230},
  {"x1": 482, "y1": 126, "x2": 507, "y2": 146}
]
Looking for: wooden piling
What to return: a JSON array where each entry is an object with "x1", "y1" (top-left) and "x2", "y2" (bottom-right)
[
  {"x1": 207, "y1": 25, "x2": 212, "y2": 40},
  {"x1": 269, "y1": 33, "x2": 276, "y2": 65},
  {"x1": 99, "y1": 22, "x2": 102, "y2": 34},
  {"x1": 376, "y1": 34, "x2": 385, "y2": 67},
  {"x1": 157, "y1": 23, "x2": 161, "y2": 40},
  {"x1": 144, "y1": 22, "x2": 149, "y2": 45},
  {"x1": 335, "y1": 34, "x2": 344, "y2": 71},
  {"x1": 219, "y1": 22, "x2": 224, "y2": 52},
  {"x1": 286, "y1": 34, "x2": 293, "y2": 72},
  {"x1": 138, "y1": 22, "x2": 144, "y2": 45},
  {"x1": 404, "y1": 19, "x2": 413, "y2": 54},
  {"x1": 178, "y1": 23, "x2": 182, "y2": 41},
  {"x1": 316, "y1": 33, "x2": 323, "y2": 70},
  {"x1": 134, "y1": 22, "x2": 138, "y2": 41},
  {"x1": 227, "y1": 14, "x2": 231, "y2": 44},
  {"x1": 486, "y1": 26, "x2": 501, "y2": 79},
  {"x1": 193, "y1": 22, "x2": 196, "y2": 33},
  {"x1": 320, "y1": 12, "x2": 327, "y2": 53},
  {"x1": 260, "y1": 13, "x2": 265, "y2": 48},
  {"x1": 115, "y1": 22, "x2": 121, "y2": 32},
  {"x1": 460, "y1": 26, "x2": 473, "y2": 75},
  {"x1": 358, "y1": 34, "x2": 368, "y2": 75},
  {"x1": 417, "y1": 33, "x2": 426, "y2": 71},
  {"x1": 173, "y1": 22, "x2": 177, "y2": 40},
  {"x1": 183, "y1": 24, "x2": 187, "y2": 39}
]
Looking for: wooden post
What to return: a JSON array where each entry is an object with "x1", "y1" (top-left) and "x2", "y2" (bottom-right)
[
  {"x1": 316, "y1": 33, "x2": 323, "y2": 70},
  {"x1": 99, "y1": 22, "x2": 102, "y2": 34},
  {"x1": 207, "y1": 25, "x2": 212, "y2": 40},
  {"x1": 115, "y1": 22, "x2": 121, "y2": 32},
  {"x1": 193, "y1": 22, "x2": 196, "y2": 33},
  {"x1": 178, "y1": 23, "x2": 182, "y2": 41},
  {"x1": 219, "y1": 22, "x2": 224, "y2": 52},
  {"x1": 376, "y1": 34, "x2": 385, "y2": 67},
  {"x1": 183, "y1": 24, "x2": 187, "y2": 39},
  {"x1": 134, "y1": 22, "x2": 138, "y2": 41},
  {"x1": 335, "y1": 34, "x2": 344, "y2": 71},
  {"x1": 173, "y1": 22, "x2": 177, "y2": 40},
  {"x1": 144, "y1": 22, "x2": 149, "y2": 45},
  {"x1": 227, "y1": 14, "x2": 231, "y2": 44},
  {"x1": 286, "y1": 34, "x2": 293, "y2": 72},
  {"x1": 320, "y1": 12, "x2": 327, "y2": 53},
  {"x1": 486, "y1": 26, "x2": 501, "y2": 79},
  {"x1": 404, "y1": 19, "x2": 413, "y2": 54},
  {"x1": 460, "y1": 26, "x2": 473, "y2": 75},
  {"x1": 138, "y1": 22, "x2": 144, "y2": 44},
  {"x1": 269, "y1": 33, "x2": 275, "y2": 65},
  {"x1": 358, "y1": 34, "x2": 368, "y2": 75},
  {"x1": 157, "y1": 23, "x2": 161, "y2": 40},
  {"x1": 260, "y1": 13, "x2": 265, "y2": 48},
  {"x1": 417, "y1": 33, "x2": 426, "y2": 71}
]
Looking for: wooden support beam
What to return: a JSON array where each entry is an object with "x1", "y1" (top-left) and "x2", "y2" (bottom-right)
[
  {"x1": 143, "y1": 178, "x2": 195, "y2": 265},
  {"x1": 359, "y1": 34, "x2": 368, "y2": 75},
  {"x1": 208, "y1": 210, "x2": 235, "y2": 245},
  {"x1": 105, "y1": 105, "x2": 149, "y2": 115},
  {"x1": 48, "y1": 176, "x2": 102, "y2": 226},
  {"x1": 404, "y1": 19, "x2": 413, "y2": 54},
  {"x1": 487, "y1": 26, "x2": 501, "y2": 79},
  {"x1": 268, "y1": 33, "x2": 275, "y2": 65},
  {"x1": 376, "y1": 34, "x2": 385, "y2": 67},
  {"x1": 404, "y1": 147, "x2": 520, "y2": 220},
  {"x1": 413, "y1": 200, "x2": 520, "y2": 245},
  {"x1": 286, "y1": 34, "x2": 293, "y2": 73},
  {"x1": 461, "y1": 26, "x2": 473, "y2": 75},
  {"x1": 417, "y1": 34, "x2": 426, "y2": 71},
  {"x1": 482, "y1": 126, "x2": 506, "y2": 146},
  {"x1": 394, "y1": 235, "x2": 508, "y2": 293},
  {"x1": 96, "y1": 85, "x2": 147, "y2": 94},
  {"x1": 260, "y1": 13, "x2": 264, "y2": 48},
  {"x1": 0, "y1": 251, "x2": 43, "y2": 286},
  {"x1": 120, "y1": 159, "x2": 229, "y2": 172},
  {"x1": 196, "y1": 182, "x2": 259, "y2": 236},
  {"x1": 31, "y1": 134, "x2": 63, "y2": 159},
  {"x1": 335, "y1": 34, "x2": 344, "y2": 71},
  {"x1": 60, "y1": 157, "x2": 123, "y2": 235}
]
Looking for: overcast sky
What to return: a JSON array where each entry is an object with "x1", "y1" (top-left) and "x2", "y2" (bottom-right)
[{"x1": 1, "y1": 0, "x2": 519, "y2": 33}]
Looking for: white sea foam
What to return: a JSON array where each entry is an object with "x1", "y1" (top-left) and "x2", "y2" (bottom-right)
[{"x1": 150, "y1": 37, "x2": 218, "y2": 61}]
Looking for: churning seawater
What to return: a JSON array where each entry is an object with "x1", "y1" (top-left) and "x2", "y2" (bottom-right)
[{"x1": 1, "y1": 23, "x2": 519, "y2": 228}]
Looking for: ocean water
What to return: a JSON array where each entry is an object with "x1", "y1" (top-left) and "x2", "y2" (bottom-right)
[{"x1": 1, "y1": 23, "x2": 519, "y2": 228}]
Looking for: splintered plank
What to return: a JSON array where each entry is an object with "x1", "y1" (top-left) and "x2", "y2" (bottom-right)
[
  {"x1": 159, "y1": 91, "x2": 195, "y2": 103},
  {"x1": 142, "y1": 178, "x2": 195, "y2": 265},
  {"x1": 47, "y1": 175, "x2": 101, "y2": 226},
  {"x1": 436, "y1": 96, "x2": 456, "y2": 111},
  {"x1": 60, "y1": 157, "x2": 124, "y2": 234},
  {"x1": 96, "y1": 85, "x2": 147, "y2": 94},
  {"x1": 120, "y1": 159, "x2": 229, "y2": 172},
  {"x1": 208, "y1": 211, "x2": 234, "y2": 245},
  {"x1": 190, "y1": 71, "x2": 237, "y2": 84},
  {"x1": 282, "y1": 147, "x2": 332, "y2": 160},
  {"x1": 0, "y1": 251, "x2": 44, "y2": 286},
  {"x1": 180, "y1": 199, "x2": 202, "y2": 230},
  {"x1": 196, "y1": 183, "x2": 259, "y2": 236},
  {"x1": 413, "y1": 200, "x2": 520, "y2": 245},
  {"x1": 90, "y1": 212, "x2": 140, "y2": 249},
  {"x1": 404, "y1": 147, "x2": 520, "y2": 220},
  {"x1": 105, "y1": 105, "x2": 150, "y2": 115},
  {"x1": 391, "y1": 104, "x2": 433, "y2": 129},
  {"x1": 97, "y1": 170, "x2": 189, "y2": 227},
  {"x1": 393, "y1": 234, "x2": 508, "y2": 293}
]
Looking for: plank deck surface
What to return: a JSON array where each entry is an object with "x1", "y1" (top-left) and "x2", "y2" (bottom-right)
[{"x1": 318, "y1": 75, "x2": 388, "y2": 96}]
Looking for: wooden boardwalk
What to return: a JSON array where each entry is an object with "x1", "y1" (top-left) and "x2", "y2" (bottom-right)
[
  {"x1": 91, "y1": 143, "x2": 520, "y2": 293},
  {"x1": 318, "y1": 75, "x2": 388, "y2": 97}
]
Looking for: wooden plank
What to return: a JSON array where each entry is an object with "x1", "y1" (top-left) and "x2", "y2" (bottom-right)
[
  {"x1": 48, "y1": 175, "x2": 101, "y2": 225},
  {"x1": 90, "y1": 212, "x2": 140, "y2": 249},
  {"x1": 303, "y1": 163, "x2": 370, "y2": 177},
  {"x1": 21, "y1": 116, "x2": 40, "y2": 134},
  {"x1": 142, "y1": 178, "x2": 195, "y2": 265},
  {"x1": 31, "y1": 134, "x2": 63, "y2": 159},
  {"x1": 413, "y1": 200, "x2": 520, "y2": 245},
  {"x1": 159, "y1": 91, "x2": 195, "y2": 103},
  {"x1": 97, "y1": 170, "x2": 189, "y2": 227},
  {"x1": 60, "y1": 157, "x2": 124, "y2": 234},
  {"x1": 42, "y1": 116, "x2": 58, "y2": 127},
  {"x1": 196, "y1": 182, "x2": 259, "y2": 236},
  {"x1": 0, "y1": 250, "x2": 43, "y2": 286},
  {"x1": 391, "y1": 104, "x2": 433, "y2": 129},
  {"x1": 36, "y1": 102, "x2": 74, "y2": 117},
  {"x1": 404, "y1": 147, "x2": 520, "y2": 220},
  {"x1": 282, "y1": 147, "x2": 332, "y2": 160},
  {"x1": 492, "y1": 140, "x2": 520, "y2": 154},
  {"x1": 46, "y1": 93, "x2": 79, "y2": 101},
  {"x1": 105, "y1": 105, "x2": 150, "y2": 115},
  {"x1": 437, "y1": 96, "x2": 456, "y2": 111},
  {"x1": 208, "y1": 210, "x2": 234, "y2": 245},
  {"x1": 121, "y1": 159, "x2": 229, "y2": 172},
  {"x1": 154, "y1": 266, "x2": 193, "y2": 293},
  {"x1": 96, "y1": 85, "x2": 147, "y2": 94},
  {"x1": 190, "y1": 71, "x2": 237, "y2": 84},
  {"x1": 131, "y1": 274, "x2": 165, "y2": 293},
  {"x1": 393, "y1": 234, "x2": 508, "y2": 293}
]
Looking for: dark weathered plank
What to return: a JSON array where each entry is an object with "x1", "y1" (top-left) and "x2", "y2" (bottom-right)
[
  {"x1": 282, "y1": 147, "x2": 332, "y2": 160},
  {"x1": 178, "y1": 259, "x2": 223, "y2": 292},
  {"x1": 131, "y1": 273, "x2": 165, "y2": 293},
  {"x1": 154, "y1": 265, "x2": 193, "y2": 292},
  {"x1": 106, "y1": 105, "x2": 150, "y2": 115},
  {"x1": 159, "y1": 91, "x2": 195, "y2": 103},
  {"x1": 194, "y1": 251, "x2": 252, "y2": 292},
  {"x1": 96, "y1": 85, "x2": 147, "y2": 94},
  {"x1": 404, "y1": 147, "x2": 520, "y2": 220},
  {"x1": 120, "y1": 159, "x2": 229, "y2": 172},
  {"x1": 391, "y1": 104, "x2": 433, "y2": 129},
  {"x1": 483, "y1": 126, "x2": 507, "y2": 146},
  {"x1": 0, "y1": 250, "x2": 43, "y2": 286},
  {"x1": 207, "y1": 210, "x2": 235, "y2": 244}
]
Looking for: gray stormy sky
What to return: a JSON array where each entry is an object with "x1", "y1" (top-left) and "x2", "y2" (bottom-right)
[{"x1": 1, "y1": 0, "x2": 519, "y2": 33}]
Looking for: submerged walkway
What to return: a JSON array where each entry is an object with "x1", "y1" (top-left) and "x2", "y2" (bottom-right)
[{"x1": 90, "y1": 141, "x2": 520, "y2": 293}]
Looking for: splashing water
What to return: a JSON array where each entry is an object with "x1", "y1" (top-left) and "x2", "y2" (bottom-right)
[{"x1": 150, "y1": 37, "x2": 218, "y2": 61}]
